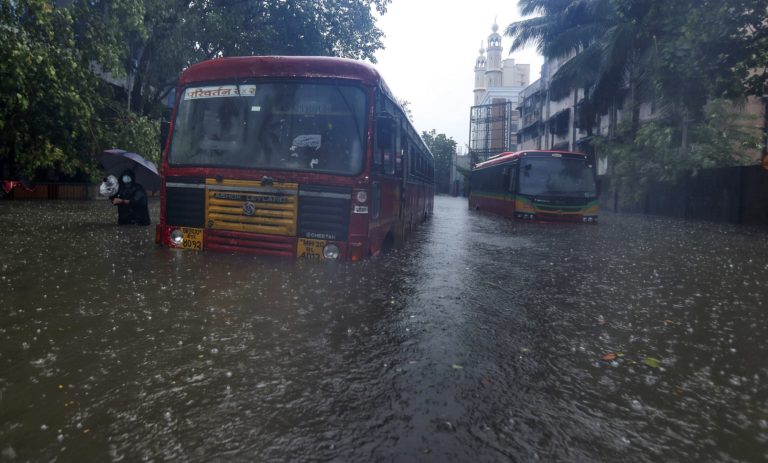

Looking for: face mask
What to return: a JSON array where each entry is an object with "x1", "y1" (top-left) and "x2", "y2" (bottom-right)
[{"x1": 122, "y1": 175, "x2": 132, "y2": 184}]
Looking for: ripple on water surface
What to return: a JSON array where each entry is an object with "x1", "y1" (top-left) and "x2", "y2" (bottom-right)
[{"x1": 0, "y1": 198, "x2": 767, "y2": 461}]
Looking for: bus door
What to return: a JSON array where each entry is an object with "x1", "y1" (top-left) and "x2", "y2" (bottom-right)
[
  {"x1": 504, "y1": 161, "x2": 519, "y2": 214},
  {"x1": 398, "y1": 125, "x2": 408, "y2": 222}
]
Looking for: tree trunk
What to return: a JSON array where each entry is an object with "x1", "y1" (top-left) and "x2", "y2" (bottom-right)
[
  {"x1": 132, "y1": 44, "x2": 153, "y2": 116},
  {"x1": 583, "y1": 87, "x2": 593, "y2": 138},
  {"x1": 629, "y1": 59, "x2": 640, "y2": 137},
  {"x1": 126, "y1": 74, "x2": 133, "y2": 112}
]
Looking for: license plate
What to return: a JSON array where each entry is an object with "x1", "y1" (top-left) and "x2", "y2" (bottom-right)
[
  {"x1": 297, "y1": 238, "x2": 325, "y2": 259},
  {"x1": 181, "y1": 227, "x2": 203, "y2": 251}
]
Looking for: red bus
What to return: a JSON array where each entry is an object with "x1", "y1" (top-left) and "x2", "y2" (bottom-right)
[
  {"x1": 156, "y1": 56, "x2": 434, "y2": 260},
  {"x1": 469, "y1": 150, "x2": 599, "y2": 223}
]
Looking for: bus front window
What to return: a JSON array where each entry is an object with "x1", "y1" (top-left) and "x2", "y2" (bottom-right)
[
  {"x1": 169, "y1": 82, "x2": 367, "y2": 175},
  {"x1": 518, "y1": 157, "x2": 597, "y2": 198}
]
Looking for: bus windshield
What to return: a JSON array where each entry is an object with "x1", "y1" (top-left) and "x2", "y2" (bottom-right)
[
  {"x1": 169, "y1": 82, "x2": 367, "y2": 175},
  {"x1": 519, "y1": 156, "x2": 597, "y2": 197}
]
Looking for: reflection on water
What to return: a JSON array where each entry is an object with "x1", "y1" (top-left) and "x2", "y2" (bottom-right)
[{"x1": 0, "y1": 198, "x2": 766, "y2": 461}]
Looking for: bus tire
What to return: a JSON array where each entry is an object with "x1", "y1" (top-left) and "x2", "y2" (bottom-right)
[
  {"x1": 381, "y1": 232, "x2": 395, "y2": 254},
  {"x1": 394, "y1": 221, "x2": 406, "y2": 244}
]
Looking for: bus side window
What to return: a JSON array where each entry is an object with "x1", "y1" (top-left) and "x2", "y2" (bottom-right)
[
  {"x1": 383, "y1": 124, "x2": 396, "y2": 176},
  {"x1": 397, "y1": 127, "x2": 406, "y2": 177},
  {"x1": 376, "y1": 116, "x2": 396, "y2": 174},
  {"x1": 373, "y1": 92, "x2": 387, "y2": 173},
  {"x1": 408, "y1": 143, "x2": 418, "y2": 176}
]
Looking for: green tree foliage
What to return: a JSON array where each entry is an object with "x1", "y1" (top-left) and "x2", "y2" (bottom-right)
[
  {"x1": 397, "y1": 98, "x2": 414, "y2": 122},
  {"x1": 0, "y1": 0, "x2": 160, "y2": 179},
  {"x1": 595, "y1": 100, "x2": 762, "y2": 202},
  {"x1": 102, "y1": 109, "x2": 161, "y2": 166},
  {"x1": 651, "y1": 0, "x2": 767, "y2": 146},
  {"x1": 1, "y1": 1, "x2": 95, "y2": 178},
  {"x1": 718, "y1": 0, "x2": 768, "y2": 98},
  {"x1": 86, "y1": 0, "x2": 392, "y2": 114},
  {"x1": 507, "y1": 0, "x2": 766, "y2": 125},
  {"x1": 0, "y1": 0, "x2": 390, "y2": 179},
  {"x1": 422, "y1": 130, "x2": 457, "y2": 194},
  {"x1": 506, "y1": 0, "x2": 767, "y2": 202},
  {"x1": 506, "y1": 0, "x2": 658, "y2": 133}
]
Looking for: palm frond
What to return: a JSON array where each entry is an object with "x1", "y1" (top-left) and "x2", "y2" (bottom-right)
[
  {"x1": 505, "y1": 16, "x2": 554, "y2": 52},
  {"x1": 549, "y1": 45, "x2": 603, "y2": 99},
  {"x1": 541, "y1": 24, "x2": 607, "y2": 58},
  {"x1": 518, "y1": 0, "x2": 572, "y2": 17}
]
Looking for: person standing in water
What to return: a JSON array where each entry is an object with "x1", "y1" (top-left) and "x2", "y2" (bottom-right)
[{"x1": 110, "y1": 169, "x2": 150, "y2": 226}]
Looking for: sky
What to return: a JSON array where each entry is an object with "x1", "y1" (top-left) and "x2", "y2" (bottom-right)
[{"x1": 373, "y1": 0, "x2": 544, "y2": 152}]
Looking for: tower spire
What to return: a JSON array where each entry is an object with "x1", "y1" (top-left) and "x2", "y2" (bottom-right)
[
  {"x1": 486, "y1": 19, "x2": 503, "y2": 88},
  {"x1": 473, "y1": 39, "x2": 487, "y2": 105}
]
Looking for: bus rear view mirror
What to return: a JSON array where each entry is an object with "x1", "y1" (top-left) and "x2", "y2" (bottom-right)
[{"x1": 159, "y1": 107, "x2": 172, "y2": 153}]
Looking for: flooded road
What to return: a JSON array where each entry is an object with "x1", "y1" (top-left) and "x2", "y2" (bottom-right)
[{"x1": 1, "y1": 196, "x2": 767, "y2": 461}]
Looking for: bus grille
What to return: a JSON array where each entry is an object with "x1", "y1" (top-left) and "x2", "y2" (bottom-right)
[
  {"x1": 205, "y1": 230, "x2": 294, "y2": 257},
  {"x1": 298, "y1": 185, "x2": 351, "y2": 241},
  {"x1": 165, "y1": 179, "x2": 206, "y2": 227},
  {"x1": 205, "y1": 179, "x2": 298, "y2": 236}
]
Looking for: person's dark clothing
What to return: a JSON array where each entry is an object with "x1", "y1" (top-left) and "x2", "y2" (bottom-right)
[{"x1": 111, "y1": 170, "x2": 150, "y2": 226}]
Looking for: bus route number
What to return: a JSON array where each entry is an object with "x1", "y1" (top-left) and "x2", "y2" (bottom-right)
[
  {"x1": 181, "y1": 227, "x2": 203, "y2": 251},
  {"x1": 298, "y1": 238, "x2": 325, "y2": 259}
]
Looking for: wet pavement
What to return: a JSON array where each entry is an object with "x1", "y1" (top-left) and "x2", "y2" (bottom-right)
[{"x1": 1, "y1": 196, "x2": 767, "y2": 462}]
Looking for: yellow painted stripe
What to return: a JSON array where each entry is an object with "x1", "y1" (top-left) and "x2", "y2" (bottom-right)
[
  {"x1": 208, "y1": 212, "x2": 294, "y2": 227},
  {"x1": 206, "y1": 178, "x2": 299, "y2": 189},
  {"x1": 208, "y1": 205, "x2": 294, "y2": 219},
  {"x1": 208, "y1": 197, "x2": 295, "y2": 210},
  {"x1": 209, "y1": 222, "x2": 292, "y2": 235},
  {"x1": 204, "y1": 177, "x2": 299, "y2": 236}
]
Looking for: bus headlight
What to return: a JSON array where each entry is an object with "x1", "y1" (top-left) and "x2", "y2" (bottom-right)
[
  {"x1": 356, "y1": 191, "x2": 368, "y2": 203},
  {"x1": 170, "y1": 229, "x2": 184, "y2": 245},
  {"x1": 323, "y1": 244, "x2": 340, "y2": 259}
]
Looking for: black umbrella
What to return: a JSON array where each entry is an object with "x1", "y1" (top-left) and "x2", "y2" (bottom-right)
[{"x1": 97, "y1": 149, "x2": 161, "y2": 191}]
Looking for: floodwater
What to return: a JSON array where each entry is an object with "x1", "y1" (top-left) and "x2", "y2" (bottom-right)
[{"x1": 1, "y1": 196, "x2": 767, "y2": 462}]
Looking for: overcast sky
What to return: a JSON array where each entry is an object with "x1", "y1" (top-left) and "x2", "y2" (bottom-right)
[{"x1": 373, "y1": 0, "x2": 544, "y2": 152}]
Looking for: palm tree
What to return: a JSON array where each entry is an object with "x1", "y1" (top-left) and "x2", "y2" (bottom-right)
[{"x1": 505, "y1": 0, "x2": 657, "y2": 137}]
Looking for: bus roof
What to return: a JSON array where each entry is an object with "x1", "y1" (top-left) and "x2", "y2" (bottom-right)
[
  {"x1": 179, "y1": 56, "x2": 388, "y2": 90},
  {"x1": 473, "y1": 150, "x2": 589, "y2": 170}
]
